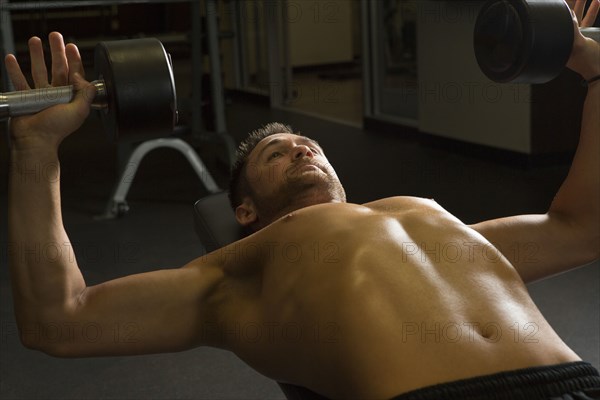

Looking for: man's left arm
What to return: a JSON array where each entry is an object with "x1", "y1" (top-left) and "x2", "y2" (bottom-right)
[{"x1": 470, "y1": 1, "x2": 600, "y2": 283}]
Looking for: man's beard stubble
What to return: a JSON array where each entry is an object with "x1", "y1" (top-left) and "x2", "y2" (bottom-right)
[{"x1": 253, "y1": 166, "x2": 346, "y2": 225}]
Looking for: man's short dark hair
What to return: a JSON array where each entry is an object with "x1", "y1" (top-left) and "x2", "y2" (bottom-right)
[{"x1": 228, "y1": 122, "x2": 296, "y2": 210}]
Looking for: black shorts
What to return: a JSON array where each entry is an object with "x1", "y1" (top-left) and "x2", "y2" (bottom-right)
[{"x1": 392, "y1": 361, "x2": 600, "y2": 400}]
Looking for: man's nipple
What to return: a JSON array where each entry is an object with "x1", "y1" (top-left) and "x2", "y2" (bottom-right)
[{"x1": 283, "y1": 213, "x2": 294, "y2": 221}]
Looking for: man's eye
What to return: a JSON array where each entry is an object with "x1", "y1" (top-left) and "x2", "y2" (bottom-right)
[{"x1": 268, "y1": 151, "x2": 282, "y2": 160}]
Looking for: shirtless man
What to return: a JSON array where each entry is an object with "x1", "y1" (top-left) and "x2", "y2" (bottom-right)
[{"x1": 5, "y1": 0, "x2": 600, "y2": 398}]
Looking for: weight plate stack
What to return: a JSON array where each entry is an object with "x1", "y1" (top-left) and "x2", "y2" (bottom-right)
[
  {"x1": 95, "y1": 38, "x2": 178, "y2": 142},
  {"x1": 474, "y1": 0, "x2": 574, "y2": 84}
]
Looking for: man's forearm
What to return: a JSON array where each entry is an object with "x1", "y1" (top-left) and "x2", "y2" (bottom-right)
[
  {"x1": 8, "y1": 147, "x2": 86, "y2": 333},
  {"x1": 549, "y1": 82, "x2": 600, "y2": 256}
]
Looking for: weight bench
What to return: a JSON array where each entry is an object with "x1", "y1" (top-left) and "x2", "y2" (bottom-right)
[{"x1": 193, "y1": 192, "x2": 330, "y2": 400}]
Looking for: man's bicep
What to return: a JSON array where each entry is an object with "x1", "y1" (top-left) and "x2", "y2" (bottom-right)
[
  {"x1": 469, "y1": 213, "x2": 595, "y2": 284},
  {"x1": 37, "y1": 260, "x2": 224, "y2": 357}
]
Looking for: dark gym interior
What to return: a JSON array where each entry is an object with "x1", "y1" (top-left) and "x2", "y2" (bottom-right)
[{"x1": 1, "y1": 1, "x2": 598, "y2": 399}]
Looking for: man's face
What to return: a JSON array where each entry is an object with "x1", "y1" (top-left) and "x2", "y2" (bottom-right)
[{"x1": 236, "y1": 133, "x2": 346, "y2": 229}]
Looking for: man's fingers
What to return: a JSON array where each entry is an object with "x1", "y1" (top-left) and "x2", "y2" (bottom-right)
[
  {"x1": 4, "y1": 54, "x2": 30, "y2": 91},
  {"x1": 582, "y1": 0, "x2": 600, "y2": 27},
  {"x1": 28, "y1": 36, "x2": 49, "y2": 88},
  {"x1": 69, "y1": 72, "x2": 94, "y2": 122},
  {"x1": 573, "y1": 0, "x2": 586, "y2": 22},
  {"x1": 65, "y1": 43, "x2": 85, "y2": 82},
  {"x1": 73, "y1": 73, "x2": 95, "y2": 103},
  {"x1": 49, "y1": 32, "x2": 68, "y2": 87}
]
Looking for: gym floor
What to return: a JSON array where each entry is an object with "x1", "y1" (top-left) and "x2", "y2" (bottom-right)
[{"x1": 0, "y1": 84, "x2": 598, "y2": 399}]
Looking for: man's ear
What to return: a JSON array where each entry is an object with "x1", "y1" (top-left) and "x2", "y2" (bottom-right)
[{"x1": 235, "y1": 197, "x2": 258, "y2": 227}]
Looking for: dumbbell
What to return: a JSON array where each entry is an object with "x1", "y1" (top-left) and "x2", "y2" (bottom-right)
[
  {"x1": 0, "y1": 38, "x2": 177, "y2": 142},
  {"x1": 474, "y1": 0, "x2": 600, "y2": 83}
]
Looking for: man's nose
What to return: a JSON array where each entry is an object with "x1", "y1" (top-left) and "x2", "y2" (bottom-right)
[{"x1": 293, "y1": 145, "x2": 314, "y2": 159}]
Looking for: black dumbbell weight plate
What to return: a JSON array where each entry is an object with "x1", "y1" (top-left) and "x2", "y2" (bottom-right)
[
  {"x1": 474, "y1": 0, "x2": 574, "y2": 84},
  {"x1": 95, "y1": 38, "x2": 177, "y2": 142}
]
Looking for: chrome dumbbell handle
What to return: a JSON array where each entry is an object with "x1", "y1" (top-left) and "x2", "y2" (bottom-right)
[
  {"x1": 0, "y1": 80, "x2": 107, "y2": 121},
  {"x1": 581, "y1": 27, "x2": 600, "y2": 43}
]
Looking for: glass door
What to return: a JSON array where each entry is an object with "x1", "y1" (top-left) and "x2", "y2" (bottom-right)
[
  {"x1": 363, "y1": 0, "x2": 418, "y2": 126},
  {"x1": 227, "y1": 0, "x2": 292, "y2": 107}
]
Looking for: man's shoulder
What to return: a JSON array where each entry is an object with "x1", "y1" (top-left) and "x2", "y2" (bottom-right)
[{"x1": 362, "y1": 196, "x2": 440, "y2": 212}]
